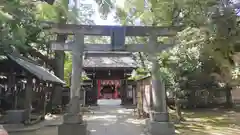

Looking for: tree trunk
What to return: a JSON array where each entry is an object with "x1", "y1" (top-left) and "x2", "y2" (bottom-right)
[
  {"x1": 24, "y1": 76, "x2": 33, "y2": 123},
  {"x1": 174, "y1": 90, "x2": 184, "y2": 121},
  {"x1": 52, "y1": 2, "x2": 68, "y2": 106},
  {"x1": 120, "y1": 80, "x2": 127, "y2": 105},
  {"x1": 46, "y1": 85, "x2": 55, "y2": 113},
  {"x1": 175, "y1": 98, "x2": 184, "y2": 121},
  {"x1": 225, "y1": 84, "x2": 233, "y2": 108},
  {"x1": 42, "y1": 86, "x2": 47, "y2": 118}
]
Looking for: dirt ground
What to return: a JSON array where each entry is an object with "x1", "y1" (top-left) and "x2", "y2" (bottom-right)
[
  {"x1": 8, "y1": 99, "x2": 240, "y2": 135},
  {"x1": 173, "y1": 107, "x2": 240, "y2": 135},
  {"x1": 9, "y1": 99, "x2": 146, "y2": 135}
]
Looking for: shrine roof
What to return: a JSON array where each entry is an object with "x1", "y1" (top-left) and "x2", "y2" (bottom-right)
[
  {"x1": 83, "y1": 52, "x2": 138, "y2": 68},
  {"x1": 6, "y1": 53, "x2": 65, "y2": 84}
]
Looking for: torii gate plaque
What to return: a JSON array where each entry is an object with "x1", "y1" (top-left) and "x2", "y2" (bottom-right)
[{"x1": 49, "y1": 23, "x2": 179, "y2": 135}]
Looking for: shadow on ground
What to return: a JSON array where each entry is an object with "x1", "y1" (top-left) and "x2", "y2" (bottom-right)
[
  {"x1": 85, "y1": 99, "x2": 146, "y2": 135},
  {"x1": 9, "y1": 100, "x2": 240, "y2": 135},
  {"x1": 9, "y1": 99, "x2": 146, "y2": 135},
  {"x1": 174, "y1": 107, "x2": 240, "y2": 135}
]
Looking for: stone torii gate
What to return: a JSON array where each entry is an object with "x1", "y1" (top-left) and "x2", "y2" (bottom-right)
[{"x1": 49, "y1": 23, "x2": 179, "y2": 135}]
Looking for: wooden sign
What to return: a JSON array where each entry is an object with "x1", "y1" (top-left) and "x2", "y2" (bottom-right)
[{"x1": 111, "y1": 27, "x2": 126, "y2": 50}]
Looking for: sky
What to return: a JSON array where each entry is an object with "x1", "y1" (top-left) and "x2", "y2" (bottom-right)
[
  {"x1": 87, "y1": 0, "x2": 117, "y2": 25},
  {"x1": 68, "y1": 0, "x2": 240, "y2": 25},
  {"x1": 69, "y1": 0, "x2": 125, "y2": 25}
]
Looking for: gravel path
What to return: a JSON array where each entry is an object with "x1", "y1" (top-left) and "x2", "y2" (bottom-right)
[{"x1": 9, "y1": 99, "x2": 146, "y2": 135}]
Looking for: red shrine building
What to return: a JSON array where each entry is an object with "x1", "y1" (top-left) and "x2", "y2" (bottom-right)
[
  {"x1": 97, "y1": 80, "x2": 120, "y2": 99},
  {"x1": 82, "y1": 51, "x2": 137, "y2": 105}
]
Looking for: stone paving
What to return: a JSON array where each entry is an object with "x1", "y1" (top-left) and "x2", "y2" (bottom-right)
[{"x1": 9, "y1": 99, "x2": 146, "y2": 135}]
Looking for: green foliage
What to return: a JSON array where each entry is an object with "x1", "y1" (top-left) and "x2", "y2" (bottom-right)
[
  {"x1": 113, "y1": 0, "x2": 240, "y2": 97},
  {"x1": 0, "y1": 0, "x2": 50, "y2": 54},
  {"x1": 64, "y1": 53, "x2": 90, "y2": 86},
  {"x1": 2, "y1": 0, "x2": 240, "y2": 94},
  {"x1": 64, "y1": 52, "x2": 72, "y2": 85},
  {"x1": 37, "y1": 0, "x2": 95, "y2": 84},
  {"x1": 94, "y1": 0, "x2": 113, "y2": 19}
]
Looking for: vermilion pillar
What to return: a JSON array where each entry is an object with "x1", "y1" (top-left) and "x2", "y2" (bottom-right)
[
  {"x1": 114, "y1": 81, "x2": 119, "y2": 99},
  {"x1": 114, "y1": 87, "x2": 118, "y2": 99}
]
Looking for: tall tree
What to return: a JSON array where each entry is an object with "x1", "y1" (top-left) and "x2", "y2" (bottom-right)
[
  {"x1": 39, "y1": 0, "x2": 96, "y2": 106},
  {"x1": 51, "y1": 0, "x2": 69, "y2": 106},
  {"x1": 113, "y1": 0, "x2": 240, "y2": 117}
]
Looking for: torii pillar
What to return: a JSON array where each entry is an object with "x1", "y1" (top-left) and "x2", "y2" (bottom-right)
[
  {"x1": 58, "y1": 33, "x2": 87, "y2": 135},
  {"x1": 145, "y1": 32, "x2": 175, "y2": 135}
]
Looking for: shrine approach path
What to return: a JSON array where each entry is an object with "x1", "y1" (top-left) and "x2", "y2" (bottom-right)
[{"x1": 10, "y1": 99, "x2": 146, "y2": 135}]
